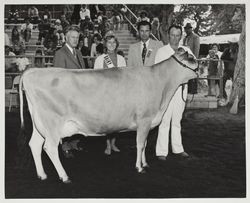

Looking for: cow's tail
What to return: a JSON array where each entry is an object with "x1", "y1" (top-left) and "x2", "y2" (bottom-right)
[
  {"x1": 17, "y1": 73, "x2": 33, "y2": 169},
  {"x1": 19, "y1": 74, "x2": 24, "y2": 129}
]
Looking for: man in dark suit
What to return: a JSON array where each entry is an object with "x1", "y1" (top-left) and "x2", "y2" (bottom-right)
[
  {"x1": 53, "y1": 25, "x2": 85, "y2": 157},
  {"x1": 53, "y1": 25, "x2": 85, "y2": 69}
]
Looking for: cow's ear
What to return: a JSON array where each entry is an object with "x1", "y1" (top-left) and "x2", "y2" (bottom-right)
[
  {"x1": 180, "y1": 51, "x2": 189, "y2": 60},
  {"x1": 177, "y1": 47, "x2": 185, "y2": 54}
]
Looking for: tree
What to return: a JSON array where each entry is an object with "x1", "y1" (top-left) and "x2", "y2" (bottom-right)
[
  {"x1": 229, "y1": 6, "x2": 245, "y2": 114},
  {"x1": 210, "y1": 4, "x2": 243, "y2": 34},
  {"x1": 174, "y1": 4, "x2": 211, "y2": 36}
]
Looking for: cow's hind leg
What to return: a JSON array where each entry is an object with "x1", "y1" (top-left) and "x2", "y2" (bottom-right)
[
  {"x1": 43, "y1": 138, "x2": 71, "y2": 183},
  {"x1": 142, "y1": 140, "x2": 149, "y2": 168},
  {"x1": 135, "y1": 119, "x2": 151, "y2": 173},
  {"x1": 29, "y1": 127, "x2": 47, "y2": 180}
]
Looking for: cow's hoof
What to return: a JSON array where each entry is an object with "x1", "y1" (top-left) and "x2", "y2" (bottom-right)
[
  {"x1": 143, "y1": 164, "x2": 150, "y2": 169},
  {"x1": 139, "y1": 168, "x2": 147, "y2": 174},
  {"x1": 38, "y1": 174, "x2": 47, "y2": 181},
  {"x1": 60, "y1": 176, "x2": 72, "y2": 184},
  {"x1": 60, "y1": 178, "x2": 72, "y2": 184},
  {"x1": 63, "y1": 179, "x2": 72, "y2": 184},
  {"x1": 135, "y1": 167, "x2": 146, "y2": 174}
]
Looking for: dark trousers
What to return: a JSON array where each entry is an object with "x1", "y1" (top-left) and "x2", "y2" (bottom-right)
[{"x1": 188, "y1": 79, "x2": 198, "y2": 94}]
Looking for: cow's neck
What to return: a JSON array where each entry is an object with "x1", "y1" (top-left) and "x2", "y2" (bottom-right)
[
  {"x1": 155, "y1": 58, "x2": 186, "y2": 111},
  {"x1": 157, "y1": 57, "x2": 185, "y2": 89}
]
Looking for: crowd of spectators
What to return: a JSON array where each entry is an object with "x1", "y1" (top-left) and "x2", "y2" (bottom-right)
[
  {"x1": 5, "y1": 4, "x2": 239, "y2": 94},
  {"x1": 5, "y1": 5, "x2": 129, "y2": 70}
]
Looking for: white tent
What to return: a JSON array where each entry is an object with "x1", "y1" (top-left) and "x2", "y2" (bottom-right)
[{"x1": 200, "y1": 33, "x2": 240, "y2": 44}]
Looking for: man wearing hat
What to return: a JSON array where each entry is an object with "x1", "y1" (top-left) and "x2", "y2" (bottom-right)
[
  {"x1": 127, "y1": 20, "x2": 163, "y2": 68},
  {"x1": 183, "y1": 22, "x2": 200, "y2": 94}
]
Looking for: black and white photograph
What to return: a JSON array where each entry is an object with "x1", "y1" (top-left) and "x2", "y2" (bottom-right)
[{"x1": 1, "y1": 0, "x2": 248, "y2": 200}]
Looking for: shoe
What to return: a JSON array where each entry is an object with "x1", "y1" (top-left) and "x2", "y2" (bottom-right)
[
  {"x1": 104, "y1": 147, "x2": 111, "y2": 155},
  {"x1": 174, "y1": 152, "x2": 190, "y2": 159},
  {"x1": 157, "y1": 156, "x2": 167, "y2": 161}
]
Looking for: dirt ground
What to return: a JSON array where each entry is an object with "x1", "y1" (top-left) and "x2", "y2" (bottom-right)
[{"x1": 4, "y1": 106, "x2": 245, "y2": 198}]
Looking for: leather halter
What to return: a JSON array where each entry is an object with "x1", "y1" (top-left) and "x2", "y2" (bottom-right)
[
  {"x1": 171, "y1": 55, "x2": 198, "y2": 103},
  {"x1": 171, "y1": 55, "x2": 198, "y2": 75}
]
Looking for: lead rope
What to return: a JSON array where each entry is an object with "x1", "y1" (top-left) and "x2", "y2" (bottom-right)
[{"x1": 181, "y1": 83, "x2": 195, "y2": 103}]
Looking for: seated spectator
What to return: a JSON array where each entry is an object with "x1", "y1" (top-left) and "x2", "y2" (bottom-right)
[
  {"x1": 71, "y1": 5, "x2": 81, "y2": 25},
  {"x1": 77, "y1": 40, "x2": 90, "y2": 69},
  {"x1": 96, "y1": 43, "x2": 104, "y2": 56},
  {"x1": 120, "y1": 5, "x2": 127, "y2": 15},
  {"x1": 137, "y1": 10, "x2": 150, "y2": 23},
  {"x1": 151, "y1": 17, "x2": 160, "y2": 39},
  {"x1": 79, "y1": 4, "x2": 91, "y2": 21},
  {"x1": 89, "y1": 4, "x2": 106, "y2": 22},
  {"x1": 97, "y1": 11, "x2": 103, "y2": 24},
  {"x1": 7, "y1": 6, "x2": 19, "y2": 23},
  {"x1": 5, "y1": 32, "x2": 11, "y2": 47},
  {"x1": 43, "y1": 27, "x2": 58, "y2": 63},
  {"x1": 20, "y1": 18, "x2": 33, "y2": 43},
  {"x1": 98, "y1": 15, "x2": 111, "y2": 37},
  {"x1": 79, "y1": 28, "x2": 92, "y2": 53},
  {"x1": 111, "y1": 10, "x2": 121, "y2": 30},
  {"x1": 11, "y1": 26, "x2": 20, "y2": 44},
  {"x1": 60, "y1": 14, "x2": 70, "y2": 32},
  {"x1": 15, "y1": 48, "x2": 31, "y2": 72},
  {"x1": 28, "y1": 6, "x2": 40, "y2": 24},
  {"x1": 90, "y1": 33, "x2": 103, "y2": 57},
  {"x1": 54, "y1": 19, "x2": 65, "y2": 45},
  {"x1": 34, "y1": 49, "x2": 44, "y2": 68},
  {"x1": 38, "y1": 18, "x2": 51, "y2": 44},
  {"x1": 42, "y1": 6, "x2": 52, "y2": 22},
  {"x1": 119, "y1": 5, "x2": 127, "y2": 29},
  {"x1": 12, "y1": 39, "x2": 26, "y2": 56},
  {"x1": 80, "y1": 16, "x2": 94, "y2": 32},
  {"x1": 5, "y1": 45, "x2": 17, "y2": 72}
]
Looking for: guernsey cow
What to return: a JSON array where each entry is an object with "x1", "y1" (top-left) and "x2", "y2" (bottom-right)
[{"x1": 19, "y1": 48, "x2": 198, "y2": 183}]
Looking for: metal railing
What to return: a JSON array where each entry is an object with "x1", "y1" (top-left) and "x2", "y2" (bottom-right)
[
  {"x1": 5, "y1": 55, "x2": 227, "y2": 99},
  {"x1": 5, "y1": 55, "x2": 97, "y2": 70},
  {"x1": 196, "y1": 58, "x2": 224, "y2": 98}
]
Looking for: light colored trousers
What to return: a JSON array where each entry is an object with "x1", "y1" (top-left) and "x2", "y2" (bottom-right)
[{"x1": 156, "y1": 85, "x2": 187, "y2": 156}]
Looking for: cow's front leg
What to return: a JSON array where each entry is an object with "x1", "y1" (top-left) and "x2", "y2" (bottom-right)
[{"x1": 135, "y1": 119, "x2": 151, "y2": 173}]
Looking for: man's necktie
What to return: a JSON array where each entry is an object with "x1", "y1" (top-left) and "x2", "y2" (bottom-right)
[
  {"x1": 73, "y1": 49, "x2": 77, "y2": 58},
  {"x1": 142, "y1": 43, "x2": 147, "y2": 65}
]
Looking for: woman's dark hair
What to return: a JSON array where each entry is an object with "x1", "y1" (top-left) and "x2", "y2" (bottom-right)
[
  {"x1": 168, "y1": 24, "x2": 183, "y2": 36},
  {"x1": 96, "y1": 43, "x2": 104, "y2": 54},
  {"x1": 140, "y1": 10, "x2": 148, "y2": 17},
  {"x1": 92, "y1": 33, "x2": 102, "y2": 42},
  {"x1": 137, "y1": 20, "x2": 151, "y2": 31},
  {"x1": 211, "y1": 43, "x2": 220, "y2": 50},
  {"x1": 11, "y1": 26, "x2": 20, "y2": 42}
]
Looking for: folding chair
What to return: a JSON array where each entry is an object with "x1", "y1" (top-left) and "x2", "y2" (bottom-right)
[{"x1": 8, "y1": 75, "x2": 20, "y2": 112}]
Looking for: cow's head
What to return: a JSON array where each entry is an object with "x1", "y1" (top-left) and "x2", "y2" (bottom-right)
[{"x1": 172, "y1": 47, "x2": 198, "y2": 81}]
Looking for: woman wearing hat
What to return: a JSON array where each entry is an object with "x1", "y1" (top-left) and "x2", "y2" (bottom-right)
[{"x1": 94, "y1": 31, "x2": 126, "y2": 155}]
